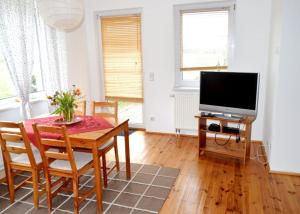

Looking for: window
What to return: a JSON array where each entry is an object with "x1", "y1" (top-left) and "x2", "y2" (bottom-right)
[
  {"x1": 0, "y1": 49, "x2": 44, "y2": 101},
  {"x1": 0, "y1": 53, "x2": 16, "y2": 99},
  {"x1": 101, "y1": 14, "x2": 143, "y2": 102},
  {"x1": 175, "y1": 2, "x2": 235, "y2": 87}
]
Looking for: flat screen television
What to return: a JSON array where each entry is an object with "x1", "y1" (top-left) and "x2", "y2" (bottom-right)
[{"x1": 199, "y1": 72, "x2": 259, "y2": 116}]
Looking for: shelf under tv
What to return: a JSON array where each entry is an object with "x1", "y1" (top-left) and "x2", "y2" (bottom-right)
[{"x1": 195, "y1": 114, "x2": 256, "y2": 164}]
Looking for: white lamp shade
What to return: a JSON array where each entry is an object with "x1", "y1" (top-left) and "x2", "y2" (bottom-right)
[{"x1": 37, "y1": 0, "x2": 84, "y2": 32}]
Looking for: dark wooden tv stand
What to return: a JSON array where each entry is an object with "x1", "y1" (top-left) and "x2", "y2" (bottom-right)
[{"x1": 195, "y1": 114, "x2": 255, "y2": 164}]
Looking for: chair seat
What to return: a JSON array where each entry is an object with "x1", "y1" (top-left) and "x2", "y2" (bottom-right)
[
  {"x1": 99, "y1": 139, "x2": 114, "y2": 151},
  {"x1": 50, "y1": 152, "x2": 93, "y2": 171},
  {"x1": 12, "y1": 146, "x2": 42, "y2": 165}
]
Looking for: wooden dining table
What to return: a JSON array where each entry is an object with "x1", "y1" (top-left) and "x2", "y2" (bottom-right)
[{"x1": 23, "y1": 116, "x2": 131, "y2": 212}]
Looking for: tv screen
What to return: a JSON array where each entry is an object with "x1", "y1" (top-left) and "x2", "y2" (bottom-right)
[{"x1": 200, "y1": 72, "x2": 259, "y2": 116}]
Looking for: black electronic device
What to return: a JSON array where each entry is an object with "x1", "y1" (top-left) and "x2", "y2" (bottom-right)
[
  {"x1": 208, "y1": 123, "x2": 221, "y2": 132},
  {"x1": 223, "y1": 126, "x2": 240, "y2": 134},
  {"x1": 201, "y1": 112, "x2": 215, "y2": 117}
]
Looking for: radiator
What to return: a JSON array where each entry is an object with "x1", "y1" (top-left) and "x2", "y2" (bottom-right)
[{"x1": 174, "y1": 93, "x2": 199, "y2": 130}]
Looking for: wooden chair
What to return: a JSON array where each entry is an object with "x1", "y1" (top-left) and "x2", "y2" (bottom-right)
[
  {"x1": 33, "y1": 124, "x2": 95, "y2": 214},
  {"x1": 92, "y1": 101, "x2": 120, "y2": 187},
  {"x1": 0, "y1": 122, "x2": 44, "y2": 208},
  {"x1": 74, "y1": 100, "x2": 86, "y2": 116}
]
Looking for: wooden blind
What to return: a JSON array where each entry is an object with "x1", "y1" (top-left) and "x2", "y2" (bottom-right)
[{"x1": 101, "y1": 15, "x2": 143, "y2": 102}]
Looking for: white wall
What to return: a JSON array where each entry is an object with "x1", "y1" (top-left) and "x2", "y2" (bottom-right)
[
  {"x1": 268, "y1": 0, "x2": 300, "y2": 173},
  {"x1": 263, "y1": 0, "x2": 282, "y2": 158},
  {"x1": 67, "y1": 0, "x2": 272, "y2": 141}
]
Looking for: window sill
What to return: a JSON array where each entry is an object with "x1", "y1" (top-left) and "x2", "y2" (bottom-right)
[
  {"x1": 0, "y1": 98, "x2": 47, "y2": 112},
  {"x1": 173, "y1": 86, "x2": 199, "y2": 93}
]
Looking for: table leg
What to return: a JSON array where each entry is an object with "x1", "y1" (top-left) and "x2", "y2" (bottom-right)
[
  {"x1": 124, "y1": 122, "x2": 131, "y2": 179},
  {"x1": 92, "y1": 145, "x2": 103, "y2": 211}
]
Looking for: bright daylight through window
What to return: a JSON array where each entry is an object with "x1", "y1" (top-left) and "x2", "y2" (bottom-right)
[
  {"x1": 180, "y1": 8, "x2": 230, "y2": 81},
  {"x1": 0, "y1": 47, "x2": 44, "y2": 100}
]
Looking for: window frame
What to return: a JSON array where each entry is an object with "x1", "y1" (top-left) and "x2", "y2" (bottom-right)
[{"x1": 174, "y1": 1, "x2": 236, "y2": 88}]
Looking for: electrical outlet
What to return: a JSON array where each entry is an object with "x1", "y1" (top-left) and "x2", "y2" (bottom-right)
[{"x1": 150, "y1": 116, "x2": 155, "y2": 121}]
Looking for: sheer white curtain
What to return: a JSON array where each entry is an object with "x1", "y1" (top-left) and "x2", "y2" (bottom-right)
[
  {"x1": 0, "y1": 0, "x2": 68, "y2": 118},
  {"x1": 35, "y1": 10, "x2": 68, "y2": 96},
  {"x1": 0, "y1": 0, "x2": 36, "y2": 119}
]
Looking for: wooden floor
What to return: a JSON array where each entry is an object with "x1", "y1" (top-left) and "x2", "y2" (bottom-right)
[{"x1": 109, "y1": 131, "x2": 300, "y2": 214}]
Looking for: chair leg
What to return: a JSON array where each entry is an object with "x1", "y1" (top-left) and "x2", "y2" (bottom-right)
[
  {"x1": 7, "y1": 168, "x2": 15, "y2": 203},
  {"x1": 113, "y1": 136, "x2": 120, "y2": 172},
  {"x1": 3, "y1": 156, "x2": 10, "y2": 194},
  {"x1": 32, "y1": 169, "x2": 39, "y2": 208},
  {"x1": 45, "y1": 174, "x2": 52, "y2": 212},
  {"x1": 102, "y1": 153, "x2": 108, "y2": 188},
  {"x1": 72, "y1": 178, "x2": 79, "y2": 214}
]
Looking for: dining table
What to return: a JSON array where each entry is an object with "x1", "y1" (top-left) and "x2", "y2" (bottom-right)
[{"x1": 24, "y1": 115, "x2": 131, "y2": 212}]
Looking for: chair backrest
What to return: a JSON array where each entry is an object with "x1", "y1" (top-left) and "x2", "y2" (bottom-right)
[
  {"x1": 92, "y1": 101, "x2": 118, "y2": 123},
  {"x1": 32, "y1": 124, "x2": 77, "y2": 174},
  {"x1": 74, "y1": 100, "x2": 86, "y2": 116},
  {"x1": 0, "y1": 121, "x2": 37, "y2": 167}
]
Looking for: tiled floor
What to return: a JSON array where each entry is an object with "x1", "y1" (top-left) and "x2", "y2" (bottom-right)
[{"x1": 0, "y1": 162, "x2": 179, "y2": 214}]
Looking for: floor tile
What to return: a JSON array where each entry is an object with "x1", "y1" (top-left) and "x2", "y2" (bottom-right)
[
  {"x1": 115, "y1": 192, "x2": 141, "y2": 207},
  {"x1": 139, "y1": 165, "x2": 160, "y2": 175},
  {"x1": 0, "y1": 183, "x2": 8, "y2": 196},
  {"x1": 79, "y1": 175, "x2": 91, "y2": 185},
  {"x1": 136, "y1": 196, "x2": 165, "y2": 212},
  {"x1": 102, "y1": 189, "x2": 120, "y2": 203},
  {"x1": 106, "y1": 180, "x2": 128, "y2": 191},
  {"x1": 113, "y1": 171, "x2": 135, "y2": 180},
  {"x1": 20, "y1": 192, "x2": 46, "y2": 204},
  {"x1": 27, "y1": 207, "x2": 49, "y2": 214},
  {"x1": 124, "y1": 182, "x2": 148, "y2": 195},
  {"x1": 41, "y1": 194, "x2": 69, "y2": 208},
  {"x1": 132, "y1": 209, "x2": 155, "y2": 214},
  {"x1": 106, "y1": 205, "x2": 132, "y2": 214},
  {"x1": 129, "y1": 163, "x2": 143, "y2": 172},
  {"x1": 2, "y1": 201, "x2": 33, "y2": 214},
  {"x1": 145, "y1": 186, "x2": 170, "y2": 199},
  {"x1": 152, "y1": 176, "x2": 177, "y2": 188},
  {"x1": 52, "y1": 210, "x2": 71, "y2": 214},
  {"x1": 0, "y1": 197, "x2": 11, "y2": 212},
  {"x1": 158, "y1": 167, "x2": 180, "y2": 177},
  {"x1": 58, "y1": 197, "x2": 88, "y2": 212},
  {"x1": 13, "y1": 187, "x2": 32, "y2": 200},
  {"x1": 132, "y1": 173, "x2": 155, "y2": 184},
  {"x1": 80, "y1": 201, "x2": 109, "y2": 213},
  {"x1": 14, "y1": 175, "x2": 29, "y2": 184},
  {"x1": 85, "y1": 177, "x2": 106, "y2": 188},
  {"x1": 120, "y1": 163, "x2": 142, "y2": 172}
]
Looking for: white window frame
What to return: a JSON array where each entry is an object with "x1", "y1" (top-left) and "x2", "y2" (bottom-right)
[{"x1": 174, "y1": 1, "x2": 236, "y2": 89}]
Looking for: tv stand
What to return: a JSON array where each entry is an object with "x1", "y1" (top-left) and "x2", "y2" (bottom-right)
[{"x1": 195, "y1": 114, "x2": 255, "y2": 164}]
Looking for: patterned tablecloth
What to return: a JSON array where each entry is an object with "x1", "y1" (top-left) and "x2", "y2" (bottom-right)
[{"x1": 24, "y1": 115, "x2": 113, "y2": 147}]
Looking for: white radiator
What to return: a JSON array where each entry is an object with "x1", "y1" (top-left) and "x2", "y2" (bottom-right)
[{"x1": 174, "y1": 93, "x2": 199, "y2": 130}]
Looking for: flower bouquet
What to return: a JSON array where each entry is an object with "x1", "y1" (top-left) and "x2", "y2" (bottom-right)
[{"x1": 47, "y1": 86, "x2": 81, "y2": 122}]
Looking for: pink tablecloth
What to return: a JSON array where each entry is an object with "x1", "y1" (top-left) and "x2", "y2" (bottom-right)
[{"x1": 24, "y1": 115, "x2": 113, "y2": 147}]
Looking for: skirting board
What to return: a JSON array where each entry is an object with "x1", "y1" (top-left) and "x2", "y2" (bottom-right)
[{"x1": 146, "y1": 131, "x2": 198, "y2": 138}]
